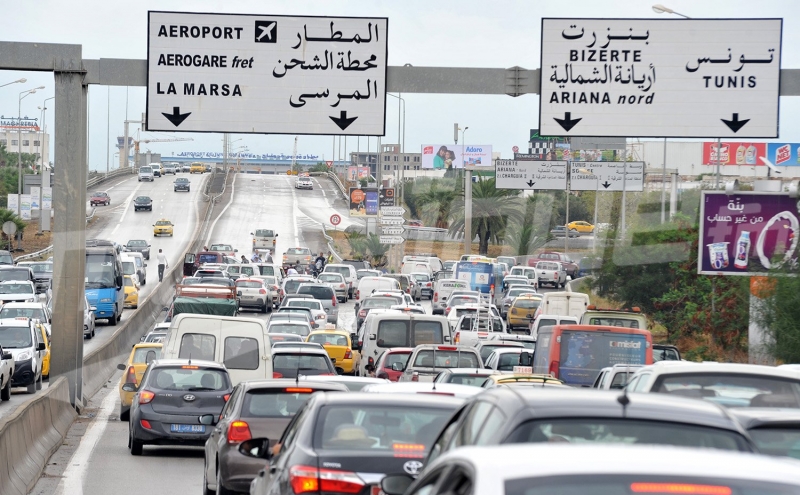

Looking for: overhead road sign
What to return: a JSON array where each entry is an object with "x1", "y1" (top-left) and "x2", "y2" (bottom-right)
[
  {"x1": 380, "y1": 217, "x2": 405, "y2": 226},
  {"x1": 539, "y1": 18, "x2": 782, "y2": 138},
  {"x1": 381, "y1": 226, "x2": 405, "y2": 235},
  {"x1": 495, "y1": 160, "x2": 567, "y2": 190},
  {"x1": 146, "y1": 11, "x2": 388, "y2": 136},
  {"x1": 380, "y1": 236, "x2": 405, "y2": 245},
  {"x1": 380, "y1": 206, "x2": 405, "y2": 216},
  {"x1": 569, "y1": 162, "x2": 644, "y2": 192}
]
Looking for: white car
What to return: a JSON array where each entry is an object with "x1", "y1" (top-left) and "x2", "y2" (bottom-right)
[
  {"x1": 0, "y1": 281, "x2": 39, "y2": 304},
  {"x1": 0, "y1": 343, "x2": 14, "y2": 401},
  {"x1": 295, "y1": 177, "x2": 313, "y2": 189},
  {"x1": 626, "y1": 361, "x2": 800, "y2": 408},
  {"x1": 283, "y1": 299, "x2": 327, "y2": 326},
  {"x1": 0, "y1": 302, "x2": 51, "y2": 336},
  {"x1": 316, "y1": 272, "x2": 349, "y2": 303},
  {"x1": 382, "y1": 444, "x2": 800, "y2": 495},
  {"x1": 234, "y1": 278, "x2": 271, "y2": 313}
]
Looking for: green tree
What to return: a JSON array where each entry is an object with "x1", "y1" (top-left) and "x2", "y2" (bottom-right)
[
  {"x1": 448, "y1": 175, "x2": 524, "y2": 255},
  {"x1": 344, "y1": 229, "x2": 368, "y2": 260},
  {"x1": 364, "y1": 233, "x2": 390, "y2": 267},
  {"x1": 309, "y1": 162, "x2": 329, "y2": 173},
  {"x1": 414, "y1": 179, "x2": 458, "y2": 228},
  {"x1": 751, "y1": 273, "x2": 800, "y2": 363},
  {"x1": 0, "y1": 209, "x2": 26, "y2": 250},
  {"x1": 504, "y1": 194, "x2": 554, "y2": 255}
]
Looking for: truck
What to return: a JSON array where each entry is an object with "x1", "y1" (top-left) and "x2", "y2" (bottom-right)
[
  {"x1": 533, "y1": 261, "x2": 567, "y2": 288},
  {"x1": 533, "y1": 291, "x2": 590, "y2": 321},
  {"x1": 164, "y1": 285, "x2": 238, "y2": 322},
  {"x1": 397, "y1": 344, "x2": 483, "y2": 382},
  {"x1": 579, "y1": 306, "x2": 647, "y2": 329},
  {"x1": 251, "y1": 229, "x2": 278, "y2": 252},
  {"x1": 527, "y1": 252, "x2": 579, "y2": 279}
]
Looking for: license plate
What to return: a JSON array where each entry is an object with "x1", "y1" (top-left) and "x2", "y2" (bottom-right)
[
  {"x1": 170, "y1": 424, "x2": 205, "y2": 433},
  {"x1": 243, "y1": 295, "x2": 255, "y2": 299}
]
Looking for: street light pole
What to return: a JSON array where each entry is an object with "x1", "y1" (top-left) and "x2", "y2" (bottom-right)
[
  {"x1": 461, "y1": 127, "x2": 471, "y2": 255},
  {"x1": 39, "y1": 96, "x2": 54, "y2": 173},
  {"x1": 18, "y1": 86, "x2": 44, "y2": 216}
]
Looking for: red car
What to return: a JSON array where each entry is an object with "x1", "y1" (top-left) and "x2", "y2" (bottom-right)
[
  {"x1": 90, "y1": 191, "x2": 110, "y2": 206},
  {"x1": 373, "y1": 347, "x2": 413, "y2": 382}
]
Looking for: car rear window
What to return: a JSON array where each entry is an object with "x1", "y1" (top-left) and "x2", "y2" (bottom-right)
[
  {"x1": 267, "y1": 334, "x2": 304, "y2": 345},
  {"x1": 514, "y1": 298, "x2": 541, "y2": 310},
  {"x1": 268, "y1": 324, "x2": 310, "y2": 336},
  {"x1": 132, "y1": 347, "x2": 162, "y2": 363},
  {"x1": 316, "y1": 405, "x2": 452, "y2": 452},
  {"x1": 654, "y1": 373, "x2": 800, "y2": 408},
  {"x1": 291, "y1": 300, "x2": 322, "y2": 310},
  {"x1": 242, "y1": 388, "x2": 321, "y2": 418},
  {"x1": 198, "y1": 254, "x2": 219, "y2": 264},
  {"x1": 505, "y1": 418, "x2": 750, "y2": 452},
  {"x1": 223, "y1": 337, "x2": 260, "y2": 370},
  {"x1": 308, "y1": 333, "x2": 348, "y2": 346},
  {"x1": 287, "y1": 248, "x2": 309, "y2": 255},
  {"x1": 273, "y1": 353, "x2": 331, "y2": 371},
  {"x1": 254, "y1": 230, "x2": 275, "y2": 237},
  {"x1": 0, "y1": 269, "x2": 31, "y2": 281},
  {"x1": 0, "y1": 307, "x2": 45, "y2": 320},
  {"x1": 236, "y1": 281, "x2": 262, "y2": 289},
  {"x1": 507, "y1": 475, "x2": 795, "y2": 495},
  {"x1": 363, "y1": 297, "x2": 400, "y2": 309},
  {"x1": 298, "y1": 285, "x2": 334, "y2": 299},
  {"x1": 382, "y1": 352, "x2": 411, "y2": 370},
  {"x1": 412, "y1": 350, "x2": 480, "y2": 368},
  {"x1": 317, "y1": 274, "x2": 342, "y2": 283},
  {"x1": 150, "y1": 366, "x2": 229, "y2": 391},
  {"x1": 445, "y1": 374, "x2": 491, "y2": 387},
  {"x1": 257, "y1": 265, "x2": 276, "y2": 276}
]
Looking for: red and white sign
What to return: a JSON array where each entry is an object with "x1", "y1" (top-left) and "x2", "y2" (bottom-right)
[
  {"x1": 512, "y1": 146, "x2": 519, "y2": 153},
  {"x1": 326, "y1": 160, "x2": 333, "y2": 169},
  {"x1": 702, "y1": 142, "x2": 767, "y2": 165},
  {"x1": 330, "y1": 214, "x2": 341, "y2": 226}
]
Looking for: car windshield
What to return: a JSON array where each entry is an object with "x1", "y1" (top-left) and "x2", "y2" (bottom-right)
[
  {"x1": 653, "y1": 373, "x2": 800, "y2": 408},
  {"x1": 505, "y1": 418, "x2": 750, "y2": 452},
  {"x1": 317, "y1": 274, "x2": 342, "y2": 283},
  {"x1": 0, "y1": 326, "x2": 32, "y2": 348},
  {"x1": 315, "y1": 405, "x2": 453, "y2": 452},
  {"x1": 155, "y1": 221, "x2": 171, "y2": 226},
  {"x1": 0, "y1": 284, "x2": 33, "y2": 294},
  {"x1": 268, "y1": 324, "x2": 310, "y2": 336},
  {"x1": 412, "y1": 350, "x2": 480, "y2": 368},
  {"x1": 241, "y1": 388, "x2": 322, "y2": 418},
  {"x1": 122, "y1": 261, "x2": 135, "y2": 275},
  {"x1": 148, "y1": 366, "x2": 229, "y2": 391},
  {"x1": 127, "y1": 240, "x2": 146, "y2": 247}
]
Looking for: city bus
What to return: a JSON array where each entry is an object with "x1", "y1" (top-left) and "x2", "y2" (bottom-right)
[
  {"x1": 533, "y1": 324, "x2": 653, "y2": 387},
  {"x1": 454, "y1": 260, "x2": 495, "y2": 297},
  {"x1": 85, "y1": 239, "x2": 124, "y2": 325}
]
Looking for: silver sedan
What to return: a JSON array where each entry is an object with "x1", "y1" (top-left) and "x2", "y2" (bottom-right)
[{"x1": 316, "y1": 272, "x2": 349, "y2": 303}]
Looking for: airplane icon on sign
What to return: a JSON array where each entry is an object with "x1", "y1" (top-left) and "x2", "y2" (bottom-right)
[{"x1": 254, "y1": 21, "x2": 277, "y2": 43}]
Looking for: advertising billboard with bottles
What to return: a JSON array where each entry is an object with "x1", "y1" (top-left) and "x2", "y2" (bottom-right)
[{"x1": 702, "y1": 142, "x2": 767, "y2": 165}]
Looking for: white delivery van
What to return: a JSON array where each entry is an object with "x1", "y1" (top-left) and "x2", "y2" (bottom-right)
[
  {"x1": 509, "y1": 266, "x2": 538, "y2": 288},
  {"x1": 251, "y1": 229, "x2": 278, "y2": 251},
  {"x1": 138, "y1": 165, "x2": 154, "y2": 182},
  {"x1": 402, "y1": 256, "x2": 443, "y2": 274},
  {"x1": 533, "y1": 291, "x2": 590, "y2": 322},
  {"x1": 161, "y1": 314, "x2": 272, "y2": 386},
  {"x1": 400, "y1": 262, "x2": 432, "y2": 276},
  {"x1": 354, "y1": 276, "x2": 401, "y2": 310},
  {"x1": 323, "y1": 263, "x2": 358, "y2": 298},
  {"x1": 431, "y1": 278, "x2": 470, "y2": 315},
  {"x1": 529, "y1": 314, "x2": 579, "y2": 339},
  {"x1": 358, "y1": 312, "x2": 451, "y2": 376}
]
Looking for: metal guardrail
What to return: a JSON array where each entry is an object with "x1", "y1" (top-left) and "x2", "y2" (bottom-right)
[
  {"x1": 13, "y1": 244, "x2": 53, "y2": 263},
  {"x1": 86, "y1": 166, "x2": 134, "y2": 189},
  {"x1": 327, "y1": 171, "x2": 348, "y2": 199}
]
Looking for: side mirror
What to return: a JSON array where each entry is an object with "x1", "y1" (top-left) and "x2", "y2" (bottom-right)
[
  {"x1": 238, "y1": 438, "x2": 272, "y2": 459},
  {"x1": 199, "y1": 414, "x2": 216, "y2": 425},
  {"x1": 90, "y1": 306, "x2": 97, "y2": 311},
  {"x1": 117, "y1": 363, "x2": 126, "y2": 371},
  {"x1": 2, "y1": 352, "x2": 12, "y2": 360},
  {"x1": 391, "y1": 362, "x2": 405, "y2": 372},
  {"x1": 369, "y1": 334, "x2": 377, "y2": 341},
  {"x1": 144, "y1": 264, "x2": 148, "y2": 268},
  {"x1": 121, "y1": 383, "x2": 137, "y2": 392},
  {"x1": 275, "y1": 233, "x2": 279, "y2": 237},
  {"x1": 381, "y1": 475, "x2": 414, "y2": 495},
  {"x1": 37, "y1": 342, "x2": 46, "y2": 351},
  {"x1": 234, "y1": 249, "x2": 238, "y2": 253},
  {"x1": 250, "y1": 232, "x2": 254, "y2": 235}
]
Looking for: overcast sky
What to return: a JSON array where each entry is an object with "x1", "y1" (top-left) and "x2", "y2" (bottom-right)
[{"x1": 1, "y1": 0, "x2": 798, "y2": 170}]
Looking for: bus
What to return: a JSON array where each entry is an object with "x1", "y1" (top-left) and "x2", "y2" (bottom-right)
[
  {"x1": 533, "y1": 324, "x2": 653, "y2": 387},
  {"x1": 454, "y1": 260, "x2": 495, "y2": 296},
  {"x1": 85, "y1": 239, "x2": 124, "y2": 325}
]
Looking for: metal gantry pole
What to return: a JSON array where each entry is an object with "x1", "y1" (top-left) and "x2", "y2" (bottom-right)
[{"x1": 661, "y1": 137, "x2": 667, "y2": 223}]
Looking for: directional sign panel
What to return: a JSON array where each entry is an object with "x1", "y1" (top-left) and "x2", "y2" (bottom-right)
[
  {"x1": 379, "y1": 236, "x2": 405, "y2": 245},
  {"x1": 380, "y1": 217, "x2": 405, "y2": 226},
  {"x1": 539, "y1": 18, "x2": 782, "y2": 138},
  {"x1": 496, "y1": 160, "x2": 567, "y2": 190},
  {"x1": 380, "y1": 206, "x2": 405, "y2": 216},
  {"x1": 147, "y1": 11, "x2": 388, "y2": 135},
  {"x1": 570, "y1": 162, "x2": 644, "y2": 192},
  {"x1": 381, "y1": 226, "x2": 405, "y2": 235}
]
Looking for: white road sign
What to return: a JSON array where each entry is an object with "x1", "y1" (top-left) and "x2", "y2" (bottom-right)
[
  {"x1": 496, "y1": 160, "x2": 567, "y2": 190},
  {"x1": 380, "y1": 206, "x2": 406, "y2": 216},
  {"x1": 146, "y1": 11, "x2": 388, "y2": 135},
  {"x1": 379, "y1": 236, "x2": 405, "y2": 245},
  {"x1": 570, "y1": 161, "x2": 644, "y2": 192},
  {"x1": 380, "y1": 217, "x2": 405, "y2": 225},
  {"x1": 539, "y1": 18, "x2": 782, "y2": 138},
  {"x1": 381, "y1": 226, "x2": 405, "y2": 235}
]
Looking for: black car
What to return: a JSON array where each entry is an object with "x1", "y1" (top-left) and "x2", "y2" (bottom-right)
[
  {"x1": 174, "y1": 177, "x2": 190, "y2": 192},
  {"x1": 125, "y1": 239, "x2": 151, "y2": 260},
  {"x1": 203, "y1": 379, "x2": 348, "y2": 495},
  {"x1": 422, "y1": 387, "x2": 755, "y2": 471},
  {"x1": 133, "y1": 196, "x2": 153, "y2": 211},
  {"x1": 271, "y1": 346, "x2": 335, "y2": 379},
  {"x1": 124, "y1": 359, "x2": 232, "y2": 455},
  {"x1": 247, "y1": 392, "x2": 462, "y2": 495}
]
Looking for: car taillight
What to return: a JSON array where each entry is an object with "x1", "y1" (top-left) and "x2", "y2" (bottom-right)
[
  {"x1": 138, "y1": 390, "x2": 155, "y2": 404},
  {"x1": 227, "y1": 420, "x2": 252, "y2": 443},
  {"x1": 454, "y1": 332, "x2": 460, "y2": 344},
  {"x1": 355, "y1": 290, "x2": 360, "y2": 300},
  {"x1": 223, "y1": 394, "x2": 231, "y2": 402},
  {"x1": 140, "y1": 419, "x2": 152, "y2": 430},
  {"x1": 548, "y1": 361, "x2": 559, "y2": 378},
  {"x1": 259, "y1": 288, "x2": 267, "y2": 294},
  {"x1": 358, "y1": 310, "x2": 366, "y2": 317},
  {"x1": 339, "y1": 284, "x2": 345, "y2": 288},
  {"x1": 367, "y1": 356, "x2": 374, "y2": 366},
  {"x1": 426, "y1": 282, "x2": 432, "y2": 287},
  {"x1": 289, "y1": 465, "x2": 365, "y2": 494},
  {"x1": 411, "y1": 372, "x2": 419, "y2": 382},
  {"x1": 445, "y1": 307, "x2": 451, "y2": 315},
  {"x1": 332, "y1": 295, "x2": 336, "y2": 307},
  {"x1": 273, "y1": 372, "x2": 283, "y2": 378},
  {"x1": 125, "y1": 366, "x2": 137, "y2": 385},
  {"x1": 344, "y1": 349, "x2": 352, "y2": 359}
]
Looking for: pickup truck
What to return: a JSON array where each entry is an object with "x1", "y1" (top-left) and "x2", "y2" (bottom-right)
[
  {"x1": 534, "y1": 261, "x2": 567, "y2": 288},
  {"x1": 452, "y1": 313, "x2": 507, "y2": 346},
  {"x1": 0, "y1": 344, "x2": 15, "y2": 401},
  {"x1": 527, "y1": 252, "x2": 579, "y2": 278},
  {"x1": 397, "y1": 344, "x2": 483, "y2": 382},
  {"x1": 592, "y1": 364, "x2": 644, "y2": 390}
]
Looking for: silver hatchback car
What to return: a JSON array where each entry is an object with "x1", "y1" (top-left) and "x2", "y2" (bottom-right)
[{"x1": 296, "y1": 283, "x2": 338, "y2": 324}]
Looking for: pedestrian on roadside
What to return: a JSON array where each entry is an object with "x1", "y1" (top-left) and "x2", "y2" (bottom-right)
[{"x1": 157, "y1": 249, "x2": 169, "y2": 282}]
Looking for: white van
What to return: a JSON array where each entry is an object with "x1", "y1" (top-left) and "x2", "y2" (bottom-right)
[
  {"x1": 431, "y1": 278, "x2": 470, "y2": 315},
  {"x1": 254, "y1": 263, "x2": 284, "y2": 283},
  {"x1": 533, "y1": 291, "x2": 590, "y2": 322},
  {"x1": 529, "y1": 314, "x2": 579, "y2": 339},
  {"x1": 358, "y1": 312, "x2": 450, "y2": 376},
  {"x1": 509, "y1": 266, "x2": 538, "y2": 288},
  {"x1": 355, "y1": 276, "x2": 401, "y2": 311},
  {"x1": 138, "y1": 165, "x2": 154, "y2": 182},
  {"x1": 123, "y1": 252, "x2": 147, "y2": 286},
  {"x1": 402, "y1": 256, "x2": 443, "y2": 274},
  {"x1": 323, "y1": 263, "x2": 358, "y2": 298},
  {"x1": 400, "y1": 262, "x2": 432, "y2": 276},
  {"x1": 251, "y1": 229, "x2": 278, "y2": 251},
  {"x1": 161, "y1": 314, "x2": 272, "y2": 386}
]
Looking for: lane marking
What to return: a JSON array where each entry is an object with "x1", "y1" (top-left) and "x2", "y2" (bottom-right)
[
  {"x1": 54, "y1": 386, "x2": 118, "y2": 495},
  {"x1": 205, "y1": 173, "x2": 237, "y2": 246}
]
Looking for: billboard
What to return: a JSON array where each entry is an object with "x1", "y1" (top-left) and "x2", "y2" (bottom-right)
[
  {"x1": 699, "y1": 192, "x2": 800, "y2": 276},
  {"x1": 30, "y1": 187, "x2": 40, "y2": 210},
  {"x1": 41, "y1": 187, "x2": 52, "y2": 210},
  {"x1": 766, "y1": 143, "x2": 800, "y2": 166},
  {"x1": 349, "y1": 187, "x2": 379, "y2": 217},
  {"x1": 347, "y1": 166, "x2": 371, "y2": 181},
  {"x1": 702, "y1": 142, "x2": 767, "y2": 165},
  {"x1": 19, "y1": 194, "x2": 31, "y2": 220},
  {"x1": 420, "y1": 145, "x2": 492, "y2": 169},
  {"x1": 7, "y1": 194, "x2": 18, "y2": 213}
]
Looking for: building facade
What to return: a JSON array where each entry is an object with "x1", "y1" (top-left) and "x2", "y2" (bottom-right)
[{"x1": 0, "y1": 117, "x2": 50, "y2": 169}]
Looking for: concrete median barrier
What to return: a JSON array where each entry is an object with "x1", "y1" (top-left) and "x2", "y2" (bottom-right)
[{"x1": 0, "y1": 377, "x2": 77, "y2": 495}]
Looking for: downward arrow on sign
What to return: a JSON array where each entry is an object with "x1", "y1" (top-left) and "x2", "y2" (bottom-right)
[
  {"x1": 527, "y1": 180, "x2": 536, "y2": 188},
  {"x1": 602, "y1": 181, "x2": 611, "y2": 189},
  {"x1": 162, "y1": 106, "x2": 192, "y2": 127},
  {"x1": 553, "y1": 112, "x2": 582, "y2": 132},
  {"x1": 721, "y1": 113, "x2": 750, "y2": 133},
  {"x1": 330, "y1": 111, "x2": 358, "y2": 131}
]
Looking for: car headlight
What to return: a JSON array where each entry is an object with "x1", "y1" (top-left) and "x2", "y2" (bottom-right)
[
  {"x1": 100, "y1": 298, "x2": 112, "y2": 303},
  {"x1": 15, "y1": 350, "x2": 32, "y2": 362}
]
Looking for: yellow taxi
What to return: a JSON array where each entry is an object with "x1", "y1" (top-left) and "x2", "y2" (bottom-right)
[
  {"x1": 34, "y1": 320, "x2": 50, "y2": 379},
  {"x1": 507, "y1": 293, "x2": 543, "y2": 331},
  {"x1": 566, "y1": 220, "x2": 594, "y2": 233},
  {"x1": 481, "y1": 372, "x2": 566, "y2": 389},
  {"x1": 123, "y1": 275, "x2": 139, "y2": 309},
  {"x1": 190, "y1": 162, "x2": 205, "y2": 174},
  {"x1": 153, "y1": 218, "x2": 174, "y2": 237},
  {"x1": 117, "y1": 342, "x2": 162, "y2": 421},
  {"x1": 306, "y1": 328, "x2": 360, "y2": 375}
]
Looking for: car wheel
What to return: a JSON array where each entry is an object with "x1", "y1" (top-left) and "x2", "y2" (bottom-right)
[
  {"x1": 91, "y1": 327, "x2": 95, "y2": 338},
  {"x1": 120, "y1": 406, "x2": 130, "y2": 422},
  {"x1": 86, "y1": 330, "x2": 93, "y2": 339},
  {"x1": 26, "y1": 380, "x2": 36, "y2": 394},
  {"x1": 187, "y1": 188, "x2": 190, "y2": 192},
  {"x1": 109, "y1": 308, "x2": 118, "y2": 326},
  {"x1": 130, "y1": 429, "x2": 143, "y2": 456},
  {"x1": 133, "y1": 304, "x2": 138, "y2": 309},
  {"x1": 261, "y1": 302, "x2": 268, "y2": 314},
  {"x1": 0, "y1": 379, "x2": 10, "y2": 401}
]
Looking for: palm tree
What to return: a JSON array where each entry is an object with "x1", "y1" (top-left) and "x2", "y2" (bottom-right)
[
  {"x1": 363, "y1": 233, "x2": 390, "y2": 267},
  {"x1": 413, "y1": 179, "x2": 458, "y2": 228},
  {"x1": 0, "y1": 209, "x2": 25, "y2": 250},
  {"x1": 504, "y1": 194, "x2": 554, "y2": 255},
  {"x1": 344, "y1": 229, "x2": 368, "y2": 260},
  {"x1": 448, "y1": 176, "x2": 524, "y2": 255}
]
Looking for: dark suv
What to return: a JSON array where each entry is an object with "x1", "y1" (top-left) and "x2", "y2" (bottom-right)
[
  {"x1": 133, "y1": 196, "x2": 153, "y2": 212},
  {"x1": 125, "y1": 240, "x2": 151, "y2": 260}
]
